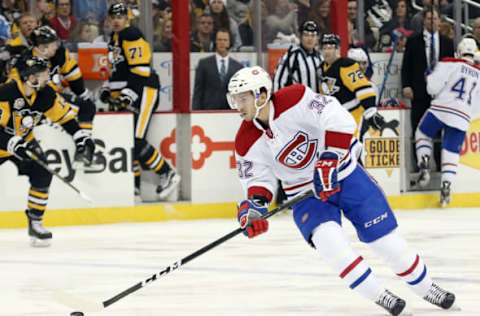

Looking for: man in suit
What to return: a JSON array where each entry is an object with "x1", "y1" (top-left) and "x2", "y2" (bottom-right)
[
  {"x1": 401, "y1": 6, "x2": 454, "y2": 170},
  {"x1": 193, "y1": 28, "x2": 244, "y2": 110}
]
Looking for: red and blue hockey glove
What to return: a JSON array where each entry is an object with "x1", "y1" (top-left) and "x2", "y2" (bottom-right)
[
  {"x1": 237, "y1": 199, "x2": 269, "y2": 238},
  {"x1": 313, "y1": 151, "x2": 341, "y2": 201}
]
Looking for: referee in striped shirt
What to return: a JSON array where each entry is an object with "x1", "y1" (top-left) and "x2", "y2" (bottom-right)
[{"x1": 273, "y1": 20, "x2": 323, "y2": 93}]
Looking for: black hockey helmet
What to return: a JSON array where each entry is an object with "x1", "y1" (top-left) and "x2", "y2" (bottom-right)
[
  {"x1": 30, "y1": 25, "x2": 58, "y2": 46},
  {"x1": 299, "y1": 20, "x2": 319, "y2": 35},
  {"x1": 320, "y1": 33, "x2": 341, "y2": 48},
  {"x1": 108, "y1": 3, "x2": 128, "y2": 17},
  {"x1": 16, "y1": 56, "x2": 49, "y2": 81}
]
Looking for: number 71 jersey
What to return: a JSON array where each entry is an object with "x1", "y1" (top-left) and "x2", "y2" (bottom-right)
[{"x1": 427, "y1": 57, "x2": 480, "y2": 131}]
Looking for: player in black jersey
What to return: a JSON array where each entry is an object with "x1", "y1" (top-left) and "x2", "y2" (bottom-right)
[
  {"x1": 29, "y1": 25, "x2": 97, "y2": 167},
  {"x1": 99, "y1": 3, "x2": 180, "y2": 200},
  {"x1": 0, "y1": 56, "x2": 93, "y2": 246},
  {"x1": 318, "y1": 34, "x2": 385, "y2": 134}
]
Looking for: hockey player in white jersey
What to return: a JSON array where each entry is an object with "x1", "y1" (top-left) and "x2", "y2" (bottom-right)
[
  {"x1": 415, "y1": 37, "x2": 480, "y2": 207},
  {"x1": 228, "y1": 66, "x2": 456, "y2": 315}
]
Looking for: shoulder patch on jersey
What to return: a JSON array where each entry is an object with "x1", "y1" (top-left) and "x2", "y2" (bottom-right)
[
  {"x1": 235, "y1": 120, "x2": 263, "y2": 157},
  {"x1": 272, "y1": 84, "x2": 306, "y2": 119},
  {"x1": 120, "y1": 26, "x2": 143, "y2": 41}
]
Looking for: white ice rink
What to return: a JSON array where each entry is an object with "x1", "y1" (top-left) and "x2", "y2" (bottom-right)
[{"x1": 1, "y1": 207, "x2": 479, "y2": 316}]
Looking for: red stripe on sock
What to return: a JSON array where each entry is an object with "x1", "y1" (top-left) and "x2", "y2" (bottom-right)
[
  {"x1": 340, "y1": 256, "x2": 363, "y2": 278},
  {"x1": 397, "y1": 254, "x2": 419, "y2": 277}
]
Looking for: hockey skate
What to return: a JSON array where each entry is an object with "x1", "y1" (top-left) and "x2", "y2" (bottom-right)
[
  {"x1": 156, "y1": 169, "x2": 181, "y2": 200},
  {"x1": 376, "y1": 289, "x2": 406, "y2": 316},
  {"x1": 26, "y1": 210, "x2": 52, "y2": 247},
  {"x1": 440, "y1": 181, "x2": 451, "y2": 208},
  {"x1": 423, "y1": 283, "x2": 456, "y2": 309},
  {"x1": 417, "y1": 155, "x2": 431, "y2": 187}
]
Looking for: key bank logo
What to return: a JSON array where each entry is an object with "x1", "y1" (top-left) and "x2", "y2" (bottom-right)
[
  {"x1": 276, "y1": 131, "x2": 318, "y2": 169},
  {"x1": 460, "y1": 118, "x2": 480, "y2": 170}
]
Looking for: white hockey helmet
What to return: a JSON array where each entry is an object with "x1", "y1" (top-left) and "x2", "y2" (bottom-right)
[
  {"x1": 347, "y1": 48, "x2": 368, "y2": 63},
  {"x1": 457, "y1": 37, "x2": 478, "y2": 59},
  {"x1": 227, "y1": 66, "x2": 272, "y2": 112}
]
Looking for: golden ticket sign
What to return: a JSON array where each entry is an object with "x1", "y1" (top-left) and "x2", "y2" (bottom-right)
[{"x1": 365, "y1": 138, "x2": 400, "y2": 168}]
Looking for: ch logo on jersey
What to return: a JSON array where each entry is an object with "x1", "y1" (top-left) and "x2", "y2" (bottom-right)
[
  {"x1": 277, "y1": 131, "x2": 318, "y2": 169},
  {"x1": 319, "y1": 76, "x2": 340, "y2": 96}
]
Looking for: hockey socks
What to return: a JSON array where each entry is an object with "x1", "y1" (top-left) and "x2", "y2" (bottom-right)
[
  {"x1": 369, "y1": 230, "x2": 432, "y2": 297},
  {"x1": 27, "y1": 187, "x2": 49, "y2": 215},
  {"x1": 311, "y1": 222, "x2": 385, "y2": 301},
  {"x1": 140, "y1": 145, "x2": 170, "y2": 175}
]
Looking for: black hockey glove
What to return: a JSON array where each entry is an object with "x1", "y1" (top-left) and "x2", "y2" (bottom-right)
[
  {"x1": 99, "y1": 86, "x2": 111, "y2": 104},
  {"x1": 364, "y1": 107, "x2": 386, "y2": 130},
  {"x1": 7, "y1": 137, "x2": 46, "y2": 162},
  {"x1": 73, "y1": 130, "x2": 95, "y2": 166}
]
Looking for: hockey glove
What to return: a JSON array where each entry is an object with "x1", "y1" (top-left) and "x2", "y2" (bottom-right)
[
  {"x1": 119, "y1": 88, "x2": 139, "y2": 108},
  {"x1": 237, "y1": 199, "x2": 269, "y2": 238},
  {"x1": 7, "y1": 136, "x2": 46, "y2": 162},
  {"x1": 313, "y1": 151, "x2": 341, "y2": 201},
  {"x1": 364, "y1": 108, "x2": 386, "y2": 130},
  {"x1": 73, "y1": 130, "x2": 95, "y2": 166},
  {"x1": 98, "y1": 86, "x2": 111, "y2": 104}
]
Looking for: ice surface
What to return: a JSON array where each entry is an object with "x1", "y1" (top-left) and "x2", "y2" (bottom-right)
[{"x1": 0, "y1": 207, "x2": 478, "y2": 316}]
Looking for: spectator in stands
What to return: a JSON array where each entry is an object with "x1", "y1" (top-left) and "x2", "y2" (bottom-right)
[
  {"x1": 263, "y1": 0, "x2": 298, "y2": 46},
  {"x1": 50, "y1": 0, "x2": 77, "y2": 40},
  {"x1": 226, "y1": 0, "x2": 253, "y2": 48},
  {"x1": 72, "y1": 20, "x2": 100, "y2": 43},
  {"x1": 73, "y1": 0, "x2": 108, "y2": 24},
  {"x1": 410, "y1": 0, "x2": 439, "y2": 34},
  {"x1": 348, "y1": 0, "x2": 376, "y2": 49},
  {"x1": 439, "y1": 15, "x2": 453, "y2": 40},
  {"x1": 378, "y1": 0, "x2": 413, "y2": 51},
  {"x1": 154, "y1": 17, "x2": 172, "y2": 52},
  {"x1": 401, "y1": 6, "x2": 454, "y2": 170},
  {"x1": 473, "y1": 18, "x2": 480, "y2": 48},
  {"x1": 6, "y1": 13, "x2": 38, "y2": 55},
  {"x1": 206, "y1": 0, "x2": 242, "y2": 51},
  {"x1": 93, "y1": 18, "x2": 111, "y2": 42},
  {"x1": 192, "y1": 28, "x2": 243, "y2": 110},
  {"x1": 1, "y1": 0, "x2": 26, "y2": 26},
  {"x1": 307, "y1": 0, "x2": 331, "y2": 38},
  {"x1": 191, "y1": 13, "x2": 215, "y2": 52},
  {"x1": 35, "y1": 0, "x2": 56, "y2": 26}
]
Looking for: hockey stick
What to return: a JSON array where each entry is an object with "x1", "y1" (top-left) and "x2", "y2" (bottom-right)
[
  {"x1": 26, "y1": 151, "x2": 93, "y2": 203},
  {"x1": 377, "y1": 31, "x2": 399, "y2": 102},
  {"x1": 56, "y1": 190, "x2": 314, "y2": 313}
]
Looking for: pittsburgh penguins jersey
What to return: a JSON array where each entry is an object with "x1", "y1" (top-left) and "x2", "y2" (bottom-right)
[
  {"x1": 234, "y1": 84, "x2": 361, "y2": 202},
  {"x1": 7, "y1": 46, "x2": 86, "y2": 96},
  {"x1": 5, "y1": 34, "x2": 30, "y2": 56},
  {"x1": 0, "y1": 79, "x2": 79, "y2": 158},
  {"x1": 107, "y1": 25, "x2": 159, "y2": 94},
  {"x1": 319, "y1": 57, "x2": 376, "y2": 112}
]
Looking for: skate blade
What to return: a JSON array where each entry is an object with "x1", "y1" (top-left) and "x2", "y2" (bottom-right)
[
  {"x1": 157, "y1": 174, "x2": 181, "y2": 200},
  {"x1": 30, "y1": 237, "x2": 51, "y2": 247}
]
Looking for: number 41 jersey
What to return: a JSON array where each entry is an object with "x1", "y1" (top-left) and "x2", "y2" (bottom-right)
[
  {"x1": 427, "y1": 57, "x2": 480, "y2": 131},
  {"x1": 234, "y1": 84, "x2": 361, "y2": 201}
]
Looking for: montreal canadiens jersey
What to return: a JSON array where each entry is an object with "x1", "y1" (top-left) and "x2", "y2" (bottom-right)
[
  {"x1": 0, "y1": 79, "x2": 78, "y2": 158},
  {"x1": 108, "y1": 25, "x2": 159, "y2": 93},
  {"x1": 319, "y1": 58, "x2": 376, "y2": 112},
  {"x1": 234, "y1": 84, "x2": 361, "y2": 202},
  {"x1": 427, "y1": 57, "x2": 480, "y2": 131}
]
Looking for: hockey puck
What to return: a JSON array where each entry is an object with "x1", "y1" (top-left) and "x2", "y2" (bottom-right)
[{"x1": 70, "y1": 312, "x2": 84, "y2": 316}]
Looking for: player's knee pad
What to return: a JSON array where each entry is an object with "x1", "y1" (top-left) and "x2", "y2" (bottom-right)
[
  {"x1": 77, "y1": 98, "x2": 96, "y2": 122},
  {"x1": 311, "y1": 221, "x2": 356, "y2": 267},
  {"x1": 29, "y1": 162, "x2": 53, "y2": 188}
]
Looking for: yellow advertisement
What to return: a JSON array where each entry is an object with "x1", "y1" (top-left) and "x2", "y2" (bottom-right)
[
  {"x1": 460, "y1": 118, "x2": 480, "y2": 170},
  {"x1": 365, "y1": 138, "x2": 400, "y2": 169}
]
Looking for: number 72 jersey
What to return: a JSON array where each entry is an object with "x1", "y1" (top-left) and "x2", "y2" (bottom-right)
[{"x1": 427, "y1": 57, "x2": 480, "y2": 131}]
